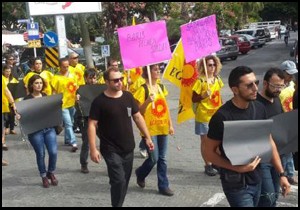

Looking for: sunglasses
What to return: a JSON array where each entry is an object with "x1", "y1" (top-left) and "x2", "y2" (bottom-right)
[
  {"x1": 244, "y1": 80, "x2": 259, "y2": 89},
  {"x1": 268, "y1": 82, "x2": 285, "y2": 90},
  {"x1": 109, "y1": 77, "x2": 124, "y2": 83},
  {"x1": 71, "y1": 57, "x2": 79, "y2": 59},
  {"x1": 208, "y1": 64, "x2": 216, "y2": 67}
]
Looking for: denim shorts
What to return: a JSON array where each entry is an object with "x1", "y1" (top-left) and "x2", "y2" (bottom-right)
[{"x1": 195, "y1": 122, "x2": 209, "y2": 135}]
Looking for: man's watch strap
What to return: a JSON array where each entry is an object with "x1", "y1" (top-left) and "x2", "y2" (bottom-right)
[{"x1": 279, "y1": 172, "x2": 287, "y2": 177}]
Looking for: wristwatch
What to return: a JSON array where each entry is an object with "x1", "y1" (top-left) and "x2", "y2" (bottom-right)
[{"x1": 279, "y1": 172, "x2": 287, "y2": 177}]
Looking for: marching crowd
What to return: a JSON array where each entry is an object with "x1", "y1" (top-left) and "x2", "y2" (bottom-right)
[{"x1": 2, "y1": 51, "x2": 298, "y2": 207}]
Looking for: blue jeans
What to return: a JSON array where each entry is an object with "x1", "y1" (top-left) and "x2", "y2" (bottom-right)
[
  {"x1": 258, "y1": 163, "x2": 280, "y2": 207},
  {"x1": 28, "y1": 128, "x2": 57, "y2": 177},
  {"x1": 281, "y1": 153, "x2": 295, "y2": 177},
  {"x1": 136, "y1": 135, "x2": 169, "y2": 190},
  {"x1": 62, "y1": 107, "x2": 77, "y2": 145},
  {"x1": 222, "y1": 181, "x2": 262, "y2": 207}
]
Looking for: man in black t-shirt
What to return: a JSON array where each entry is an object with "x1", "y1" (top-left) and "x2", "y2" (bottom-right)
[
  {"x1": 205, "y1": 66, "x2": 290, "y2": 207},
  {"x1": 88, "y1": 66, "x2": 154, "y2": 207},
  {"x1": 256, "y1": 68, "x2": 285, "y2": 207}
]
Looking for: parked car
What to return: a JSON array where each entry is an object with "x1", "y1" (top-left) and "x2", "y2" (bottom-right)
[
  {"x1": 229, "y1": 35, "x2": 251, "y2": 54},
  {"x1": 68, "y1": 47, "x2": 105, "y2": 70},
  {"x1": 239, "y1": 34, "x2": 260, "y2": 49},
  {"x1": 216, "y1": 37, "x2": 239, "y2": 61},
  {"x1": 290, "y1": 39, "x2": 298, "y2": 67},
  {"x1": 234, "y1": 28, "x2": 266, "y2": 47}
]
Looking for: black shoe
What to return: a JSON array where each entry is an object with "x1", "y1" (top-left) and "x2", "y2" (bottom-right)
[
  {"x1": 135, "y1": 168, "x2": 145, "y2": 188},
  {"x1": 81, "y1": 165, "x2": 89, "y2": 174},
  {"x1": 71, "y1": 145, "x2": 78, "y2": 152},
  {"x1": 205, "y1": 165, "x2": 218, "y2": 176},
  {"x1": 73, "y1": 127, "x2": 81, "y2": 133},
  {"x1": 212, "y1": 164, "x2": 220, "y2": 174},
  {"x1": 159, "y1": 188, "x2": 174, "y2": 196},
  {"x1": 287, "y1": 177, "x2": 298, "y2": 185}
]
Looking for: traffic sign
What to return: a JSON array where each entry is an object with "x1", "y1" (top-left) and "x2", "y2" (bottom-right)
[
  {"x1": 44, "y1": 31, "x2": 58, "y2": 47},
  {"x1": 27, "y1": 22, "x2": 39, "y2": 40},
  {"x1": 101, "y1": 45, "x2": 110, "y2": 57}
]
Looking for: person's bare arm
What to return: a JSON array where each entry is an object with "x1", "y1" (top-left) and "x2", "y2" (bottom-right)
[
  {"x1": 88, "y1": 118, "x2": 101, "y2": 163},
  {"x1": 132, "y1": 112, "x2": 154, "y2": 151},
  {"x1": 269, "y1": 135, "x2": 291, "y2": 197}
]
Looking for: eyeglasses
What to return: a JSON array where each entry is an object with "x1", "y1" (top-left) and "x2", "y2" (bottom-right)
[
  {"x1": 268, "y1": 82, "x2": 286, "y2": 90},
  {"x1": 109, "y1": 77, "x2": 124, "y2": 83},
  {"x1": 71, "y1": 57, "x2": 79, "y2": 59},
  {"x1": 244, "y1": 80, "x2": 259, "y2": 89},
  {"x1": 208, "y1": 64, "x2": 216, "y2": 67}
]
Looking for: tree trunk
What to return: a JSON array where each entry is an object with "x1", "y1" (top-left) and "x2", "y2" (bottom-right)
[{"x1": 78, "y1": 13, "x2": 94, "y2": 69}]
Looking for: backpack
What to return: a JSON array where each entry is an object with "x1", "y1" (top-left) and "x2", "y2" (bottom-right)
[{"x1": 141, "y1": 83, "x2": 164, "y2": 99}]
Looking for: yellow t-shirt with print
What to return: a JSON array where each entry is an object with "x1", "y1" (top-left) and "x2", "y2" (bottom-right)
[
  {"x1": 279, "y1": 81, "x2": 295, "y2": 112},
  {"x1": 2, "y1": 76, "x2": 10, "y2": 113},
  {"x1": 3, "y1": 76, "x2": 18, "y2": 85},
  {"x1": 134, "y1": 84, "x2": 170, "y2": 136},
  {"x1": 23, "y1": 70, "x2": 54, "y2": 96},
  {"x1": 192, "y1": 76, "x2": 224, "y2": 123},
  {"x1": 51, "y1": 72, "x2": 78, "y2": 109},
  {"x1": 69, "y1": 65, "x2": 85, "y2": 86}
]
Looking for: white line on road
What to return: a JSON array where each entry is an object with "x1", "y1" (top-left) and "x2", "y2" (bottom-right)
[{"x1": 201, "y1": 193, "x2": 226, "y2": 207}]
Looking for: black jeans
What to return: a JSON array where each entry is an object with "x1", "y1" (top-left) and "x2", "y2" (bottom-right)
[
  {"x1": 102, "y1": 151, "x2": 134, "y2": 207},
  {"x1": 79, "y1": 117, "x2": 89, "y2": 166}
]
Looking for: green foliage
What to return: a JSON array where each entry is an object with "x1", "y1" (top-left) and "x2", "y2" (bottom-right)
[{"x1": 166, "y1": 19, "x2": 186, "y2": 44}]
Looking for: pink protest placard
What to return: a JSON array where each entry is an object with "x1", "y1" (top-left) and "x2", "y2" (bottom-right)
[
  {"x1": 180, "y1": 14, "x2": 221, "y2": 63},
  {"x1": 118, "y1": 20, "x2": 172, "y2": 69}
]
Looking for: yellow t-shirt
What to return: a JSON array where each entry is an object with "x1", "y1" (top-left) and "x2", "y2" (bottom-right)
[
  {"x1": 23, "y1": 70, "x2": 54, "y2": 96},
  {"x1": 279, "y1": 81, "x2": 295, "y2": 112},
  {"x1": 69, "y1": 65, "x2": 85, "y2": 86},
  {"x1": 2, "y1": 76, "x2": 9, "y2": 113},
  {"x1": 3, "y1": 77, "x2": 18, "y2": 85},
  {"x1": 134, "y1": 84, "x2": 170, "y2": 136},
  {"x1": 192, "y1": 76, "x2": 224, "y2": 123},
  {"x1": 51, "y1": 72, "x2": 78, "y2": 109}
]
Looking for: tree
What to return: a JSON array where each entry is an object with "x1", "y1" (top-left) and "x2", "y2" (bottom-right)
[{"x1": 2, "y1": 2, "x2": 27, "y2": 31}]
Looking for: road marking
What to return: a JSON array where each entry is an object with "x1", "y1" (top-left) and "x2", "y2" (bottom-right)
[{"x1": 201, "y1": 193, "x2": 226, "y2": 207}]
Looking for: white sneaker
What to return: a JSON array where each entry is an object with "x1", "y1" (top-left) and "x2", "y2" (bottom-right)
[{"x1": 139, "y1": 149, "x2": 148, "y2": 158}]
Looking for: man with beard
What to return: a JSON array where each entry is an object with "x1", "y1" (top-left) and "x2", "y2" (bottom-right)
[
  {"x1": 256, "y1": 68, "x2": 286, "y2": 207},
  {"x1": 88, "y1": 66, "x2": 154, "y2": 207},
  {"x1": 204, "y1": 66, "x2": 290, "y2": 207}
]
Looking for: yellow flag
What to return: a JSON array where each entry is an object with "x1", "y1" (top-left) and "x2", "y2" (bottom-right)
[
  {"x1": 177, "y1": 60, "x2": 198, "y2": 123},
  {"x1": 162, "y1": 39, "x2": 184, "y2": 88},
  {"x1": 163, "y1": 39, "x2": 198, "y2": 123}
]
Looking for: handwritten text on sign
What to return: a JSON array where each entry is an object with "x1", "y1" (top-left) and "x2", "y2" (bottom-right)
[
  {"x1": 181, "y1": 14, "x2": 221, "y2": 63},
  {"x1": 118, "y1": 20, "x2": 172, "y2": 69}
]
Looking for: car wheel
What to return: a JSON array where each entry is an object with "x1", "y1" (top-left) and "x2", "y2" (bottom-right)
[
  {"x1": 241, "y1": 51, "x2": 248, "y2": 55},
  {"x1": 231, "y1": 56, "x2": 237, "y2": 60}
]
